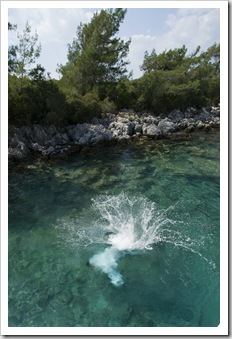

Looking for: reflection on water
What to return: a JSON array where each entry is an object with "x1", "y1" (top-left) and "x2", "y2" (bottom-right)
[{"x1": 8, "y1": 132, "x2": 220, "y2": 327}]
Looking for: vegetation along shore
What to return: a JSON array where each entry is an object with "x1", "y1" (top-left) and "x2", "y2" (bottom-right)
[{"x1": 8, "y1": 8, "x2": 220, "y2": 161}]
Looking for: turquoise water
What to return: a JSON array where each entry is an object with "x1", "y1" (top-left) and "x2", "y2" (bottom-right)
[{"x1": 8, "y1": 132, "x2": 220, "y2": 327}]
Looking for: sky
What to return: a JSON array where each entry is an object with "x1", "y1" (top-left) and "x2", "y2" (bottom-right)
[
  {"x1": 8, "y1": 6, "x2": 220, "y2": 79},
  {"x1": 2, "y1": 3, "x2": 229, "y2": 337}
]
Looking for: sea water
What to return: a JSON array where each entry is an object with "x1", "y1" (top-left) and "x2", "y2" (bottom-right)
[{"x1": 8, "y1": 132, "x2": 220, "y2": 327}]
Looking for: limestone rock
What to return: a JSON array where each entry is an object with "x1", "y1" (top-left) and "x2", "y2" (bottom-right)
[
  {"x1": 8, "y1": 105, "x2": 220, "y2": 160},
  {"x1": 143, "y1": 124, "x2": 161, "y2": 137},
  {"x1": 42, "y1": 146, "x2": 55, "y2": 156},
  {"x1": 78, "y1": 134, "x2": 91, "y2": 146},
  {"x1": 134, "y1": 124, "x2": 142, "y2": 134},
  {"x1": 185, "y1": 124, "x2": 195, "y2": 133},
  {"x1": 8, "y1": 141, "x2": 30, "y2": 159},
  {"x1": 32, "y1": 125, "x2": 48, "y2": 145},
  {"x1": 158, "y1": 119, "x2": 177, "y2": 134},
  {"x1": 30, "y1": 142, "x2": 44, "y2": 152},
  {"x1": 127, "y1": 122, "x2": 135, "y2": 136},
  {"x1": 196, "y1": 121, "x2": 205, "y2": 130},
  {"x1": 168, "y1": 109, "x2": 184, "y2": 122},
  {"x1": 75, "y1": 124, "x2": 88, "y2": 137}
]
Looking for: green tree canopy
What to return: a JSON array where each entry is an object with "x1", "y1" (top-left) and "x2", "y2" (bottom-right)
[
  {"x1": 8, "y1": 19, "x2": 220, "y2": 126},
  {"x1": 58, "y1": 8, "x2": 131, "y2": 96},
  {"x1": 137, "y1": 44, "x2": 220, "y2": 112},
  {"x1": 11, "y1": 21, "x2": 42, "y2": 79},
  {"x1": 141, "y1": 45, "x2": 188, "y2": 73},
  {"x1": 8, "y1": 22, "x2": 18, "y2": 74}
]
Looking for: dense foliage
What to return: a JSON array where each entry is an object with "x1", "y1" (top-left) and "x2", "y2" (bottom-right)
[
  {"x1": 135, "y1": 43, "x2": 220, "y2": 113},
  {"x1": 58, "y1": 9, "x2": 130, "y2": 97},
  {"x1": 8, "y1": 9, "x2": 220, "y2": 126}
]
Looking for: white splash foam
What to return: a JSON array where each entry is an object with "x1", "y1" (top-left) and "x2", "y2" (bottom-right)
[
  {"x1": 56, "y1": 193, "x2": 213, "y2": 287},
  {"x1": 88, "y1": 193, "x2": 174, "y2": 286},
  {"x1": 89, "y1": 247, "x2": 124, "y2": 287}
]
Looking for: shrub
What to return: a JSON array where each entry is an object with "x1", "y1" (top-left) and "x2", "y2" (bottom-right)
[
  {"x1": 67, "y1": 91, "x2": 102, "y2": 123},
  {"x1": 100, "y1": 97, "x2": 117, "y2": 114}
]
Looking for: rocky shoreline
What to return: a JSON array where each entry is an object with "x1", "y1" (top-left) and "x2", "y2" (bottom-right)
[{"x1": 8, "y1": 106, "x2": 220, "y2": 161}]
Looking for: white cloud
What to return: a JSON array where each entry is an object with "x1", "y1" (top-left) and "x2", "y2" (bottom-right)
[
  {"x1": 8, "y1": 8, "x2": 220, "y2": 80},
  {"x1": 127, "y1": 8, "x2": 220, "y2": 79},
  {"x1": 164, "y1": 8, "x2": 219, "y2": 50},
  {"x1": 8, "y1": 8, "x2": 93, "y2": 44},
  {"x1": 8, "y1": 8, "x2": 94, "y2": 77}
]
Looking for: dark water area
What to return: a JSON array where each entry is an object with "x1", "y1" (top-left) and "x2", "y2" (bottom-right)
[{"x1": 8, "y1": 131, "x2": 220, "y2": 327}]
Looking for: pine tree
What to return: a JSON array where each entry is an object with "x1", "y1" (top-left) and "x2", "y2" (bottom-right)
[
  {"x1": 14, "y1": 21, "x2": 42, "y2": 79},
  {"x1": 58, "y1": 9, "x2": 130, "y2": 96}
]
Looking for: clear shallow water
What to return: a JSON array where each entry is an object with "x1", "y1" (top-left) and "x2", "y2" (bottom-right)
[{"x1": 8, "y1": 132, "x2": 220, "y2": 327}]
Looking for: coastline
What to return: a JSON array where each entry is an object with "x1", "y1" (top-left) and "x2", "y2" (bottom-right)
[{"x1": 8, "y1": 106, "x2": 220, "y2": 162}]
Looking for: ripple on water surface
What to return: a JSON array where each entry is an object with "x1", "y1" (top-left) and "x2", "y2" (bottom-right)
[{"x1": 8, "y1": 133, "x2": 220, "y2": 327}]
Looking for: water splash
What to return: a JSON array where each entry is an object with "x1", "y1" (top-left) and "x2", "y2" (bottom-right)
[
  {"x1": 89, "y1": 247, "x2": 124, "y2": 287},
  {"x1": 56, "y1": 193, "x2": 214, "y2": 286},
  {"x1": 88, "y1": 193, "x2": 207, "y2": 287},
  {"x1": 91, "y1": 193, "x2": 172, "y2": 251}
]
